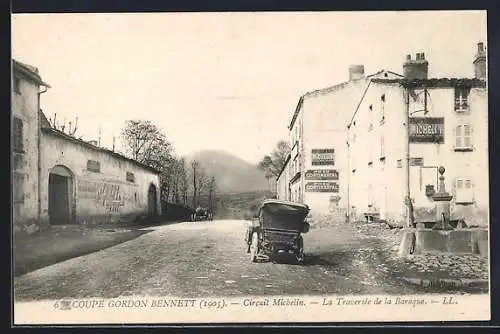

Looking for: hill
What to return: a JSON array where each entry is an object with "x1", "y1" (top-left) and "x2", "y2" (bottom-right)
[{"x1": 185, "y1": 150, "x2": 272, "y2": 194}]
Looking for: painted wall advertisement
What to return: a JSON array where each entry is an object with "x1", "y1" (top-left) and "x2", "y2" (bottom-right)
[
  {"x1": 311, "y1": 148, "x2": 335, "y2": 166},
  {"x1": 409, "y1": 117, "x2": 444, "y2": 143},
  {"x1": 305, "y1": 182, "x2": 339, "y2": 193},
  {"x1": 304, "y1": 169, "x2": 339, "y2": 180}
]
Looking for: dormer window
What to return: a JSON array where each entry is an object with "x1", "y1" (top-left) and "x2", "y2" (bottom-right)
[{"x1": 455, "y1": 87, "x2": 470, "y2": 112}]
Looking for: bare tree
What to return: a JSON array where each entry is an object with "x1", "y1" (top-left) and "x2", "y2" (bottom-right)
[
  {"x1": 258, "y1": 140, "x2": 291, "y2": 178},
  {"x1": 196, "y1": 166, "x2": 209, "y2": 207},
  {"x1": 120, "y1": 120, "x2": 172, "y2": 165},
  {"x1": 180, "y1": 158, "x2": 188, "y2": 205},
  {"x1": 191, "y1": 160, "x2": 200, "y2": 208},
  {"x1": 207, "y1": 176, "x2": 217, "y2": 212},
  {"x1": 120, "y1": 119, "x2": 174, "y2": 203},
  {"x1": 170, "y1": 157, "x2": 187, "y2": 204}
]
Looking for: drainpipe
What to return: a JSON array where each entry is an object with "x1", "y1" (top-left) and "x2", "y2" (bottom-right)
[{"x1": 38, "y1": 86, "x2": 48, "y2": 224}]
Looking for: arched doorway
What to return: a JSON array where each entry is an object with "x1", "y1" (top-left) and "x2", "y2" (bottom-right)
[
  {"x1": 48, "y1": 165, "x2": 74, "y2": 225},
  {"x1": 148, "y1": 183, "x2": 158, "y2": 218}
]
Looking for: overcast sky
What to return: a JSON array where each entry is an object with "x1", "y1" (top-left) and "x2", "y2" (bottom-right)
[{"x1": 12, "y1": 11, "x2": 486, "y2": 164}]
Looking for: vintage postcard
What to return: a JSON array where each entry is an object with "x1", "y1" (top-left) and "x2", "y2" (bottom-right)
[{"x1": 11, "y1": 10, "x2": 489, "y2": 325}]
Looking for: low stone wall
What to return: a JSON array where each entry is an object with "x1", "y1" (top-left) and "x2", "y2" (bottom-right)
[
  {"x1": 398, "y1": 227, "x2": 488, "y2": 258},
  {"x1": 76, "y1": 211, "x2": 150, "y2": 226}
]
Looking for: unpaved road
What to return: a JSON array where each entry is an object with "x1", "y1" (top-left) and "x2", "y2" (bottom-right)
[{"x1": 14, "y1": 220, "x2": 456, "y2": 301}]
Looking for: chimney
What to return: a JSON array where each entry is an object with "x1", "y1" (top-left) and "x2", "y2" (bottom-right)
[
  {"x1": 403, "y1": 52, "x2": 429, "y2": 79},
  {"x1": 348, "y1": 65, "x2": 365, "y2": 81},
  {"x1": 473, "y1": 42, "x2": 486, "y2": 80}
]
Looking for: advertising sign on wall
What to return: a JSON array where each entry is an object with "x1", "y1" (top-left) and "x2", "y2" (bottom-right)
[
  {"x1": 311, "y1": 149, "x2": 335, "y2": 166},
  {"x1": 304, "y1": 169, "x2": 339, "y2": 180},
  {"x1": 305, "y1": 182, "x2": 339, "y2": 193},
  {"x1": 409, "y1": 117, "x2": 444, "y2": 143}
]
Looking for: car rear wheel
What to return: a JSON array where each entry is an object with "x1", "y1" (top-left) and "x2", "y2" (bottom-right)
[{"x1": 250, "y1": 232, "x2": 259, "y2": 263}]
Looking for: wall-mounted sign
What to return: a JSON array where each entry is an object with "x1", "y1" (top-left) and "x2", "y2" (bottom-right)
[
  {"x1": 311, "y1": 149, "x2": 335, "y2": 166},
  {"x1": 409, "y1": 157, "x2": 424, "y2": 166},
  {"x1": 409, "y1": 117, "x2": 444, "y2": 143},
  {"x1": 87, "y1": 160, "x2": 101, "y2": 173},
  {"x1": 304, "y1": 169, "x2": 339, "y2": 180},
  {"x1": 305, "y1": 182, "x2": 339, "y2": 193}
]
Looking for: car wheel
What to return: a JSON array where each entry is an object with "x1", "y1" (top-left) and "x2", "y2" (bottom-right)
[{"x1": 250, "y1": 232, "x2": 259, "y2": 263}]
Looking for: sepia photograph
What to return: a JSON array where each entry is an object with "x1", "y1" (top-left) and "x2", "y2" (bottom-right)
[{"x1": 11, "y1": 10, "x2": 489, "y2": 324}]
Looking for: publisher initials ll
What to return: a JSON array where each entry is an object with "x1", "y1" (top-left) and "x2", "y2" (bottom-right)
[{"x1": 443, "y1": 297, "x2": 457, "y2": 305}]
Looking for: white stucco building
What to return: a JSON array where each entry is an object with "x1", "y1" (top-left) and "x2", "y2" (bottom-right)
[
  {"x1": 277, "y1": 65, "x2": 402, "y2": 218},
  {"x1": 347, "y1": 43, "x2": 488, "y2": 226},
  {"x1": 277, "y1": 42, "x2": 488, "y2": 227}
]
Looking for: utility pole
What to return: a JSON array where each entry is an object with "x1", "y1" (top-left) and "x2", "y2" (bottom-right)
[
  {"x1": 404, "y1": 86, "x2": 413, "y2": 228},
  {"x1": 72, "y1": 117, "x2": 78, "y2": 136},
  {"x1": 98, "y1": 125, "x2": 102, "y2": 147}
]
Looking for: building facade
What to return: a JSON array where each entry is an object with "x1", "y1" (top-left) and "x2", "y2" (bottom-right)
[
  {"x1": 347, "y1": 43, "x2": 488, "y2": 226},
  {"x1": 277, "y1": 65, "x2": 403, "y2": 218},
  {"x1": 12, "y1": 60, "x2": 162, "y2": 235}
]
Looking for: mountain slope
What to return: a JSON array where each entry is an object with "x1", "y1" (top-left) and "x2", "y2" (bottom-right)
[{"x1": 185, "y1": 150, "x2": 271, "y2": 194}]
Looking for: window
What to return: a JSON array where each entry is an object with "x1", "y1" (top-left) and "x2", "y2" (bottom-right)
[
  {"x1": 455, "y1": 177, "x2": 474, "y2": 204},
  {"x1": 13, "y1": 117, "x2": 23, "y2": 152},
  {"x1": 380, "y1": 94, "x2": 386, "y2": 124},
  {"x1": 397, "y1": 159, "x2": 402, "y2": 168},
  {"x1": 455, "y1": 124, "x2": 473, "y2": 151},
  {"x1": 368, "y1": 122, "x2": 373, "y2": 132},
  {"x1": 13, "y1": 76, "x2": 21, "y2": 94},
  {"x1": 87, "y1": 160, "x2": 101, "y2": 173},
  {"x1": 455, "y1": 87, "x2": 470, "y2": 112},
  {"x1": 126, "y1": 172, "x2": 135, "y2": 183}
]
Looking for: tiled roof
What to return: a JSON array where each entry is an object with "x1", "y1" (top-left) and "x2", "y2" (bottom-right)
[
  {"x1": 371, "y1": 77, "x2": 486, "y2": 88},
  {"x1": 288, "y1": 69, "x2": 403, "y2": 129},
  {"x1": 41, "y1": 126, "x2": 162, "y2": 175},
  {"x1": 12, "y1": 59, "x2": 51, "y2": 88}
]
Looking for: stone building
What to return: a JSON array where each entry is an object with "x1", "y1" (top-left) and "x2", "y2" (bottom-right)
[
  {"x1": 347, "y1": 42, "x2": 488, "y2": 226},
  {"x1": 12, "y1": 59, "x2": 161, "y2": 235}
]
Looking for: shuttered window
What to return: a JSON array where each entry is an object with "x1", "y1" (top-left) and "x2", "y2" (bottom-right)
[
  {"x1": 455, "y1": 177, "x2": 474, "y2": 203},
  {"x1": 455, "y1": 124, "x2": 473, "y2": 150}
]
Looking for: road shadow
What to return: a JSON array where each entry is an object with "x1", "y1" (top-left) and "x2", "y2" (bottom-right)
[{"x1": 14, "y1": 228, "x2": 152, "y2": 277}]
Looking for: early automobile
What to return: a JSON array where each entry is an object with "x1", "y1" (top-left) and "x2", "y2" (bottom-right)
[
  {"x1": 245, "y1": 199, "x2": 310, "y2": 263},
  {"x1": 192, "y1": 207, "x2": 213, "y2": 221}
]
